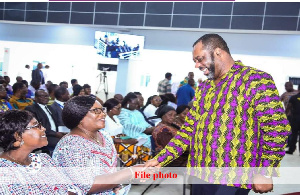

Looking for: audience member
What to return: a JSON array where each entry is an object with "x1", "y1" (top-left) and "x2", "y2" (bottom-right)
[
  {"x1": 157, "y1": 72, "x2": 172, "y2": 95},
  {"x1": 133, "y1": 92, "x2": 144, "y2": 109},
  {"x1": 53, "y1": 95, "x2": 142, "y2": 194},
  {"x1": 59, "y1": 81, "x2": 68, "y2": 88},
  {"x1": 0, "y1": 84, "x2": 12, "y2": 113},
  {"x1": 0, "y1": 80, "x2": 12, "y2": 99},
  {"x1": 16, "y1": 76, "x2": 23, "y2": 83},
  {"x1": 72, "y1": 84, "x2": 85, "y2": 97},
  {"x1": 0, "y1": 110, "x2": 82, "y2": 194},
  {"x1": 152, "y1": 105, "x2": 188, "y2": 167},
  {"x1": 31, "y1": 63, "x2": 45, "y2": 84},
  {"x1": 176, "y1": 78, "x2": 195, "y2": 106},
  {"x1": 50, "y1": 87, "x2": 70, "y2": 127},
  {"x1": 143, "y1": 95, "x2": 162, "y2": 126},
  {"x1": 164, "y1": 93, "x2": 177, "y2": 109},
  {"x1": 103, "y1": 98, "x2": 147, "y2": 166},
  {"x1": 114, "y1": 94, "x2": 124, "y2": 103},
  {"x1": 28, "y1": 80, "x2": 41, "y2": 96},
  {"x1": 9, "y1": 82, "x2": 33, "y2": 110},
  {"x1": 173, "y1": 105, "x2": 190, "y2": 128},
  {"x1": 286, "y1": 84, "x2": 300, "y2": 155},
  {"x1": 83, "y1": 83, "x2": 104, "y2": 105},
  {"x1": 47, "y1": 84, "x2": 59, "y2": 105},
  {"x1": 118, "y1": 92, "x2": 154, "y2": 149},
  {"x1": 4, "y1": 76, "x2": 12, "y2": 93},
  {"x1": 25, "y1": 90, "x2": 64, "y2": 152},
  {"x1": 68, "y1": 79, "x2": 78, "y2": 95},
  {"x1": 280, "y1": 82, "x2": 298, "y2": 117},
  {"x1": 21, "y1": 80, "x2": 33, "y2": 99},
  {"x1": 179, "y1": 72, "x2": 197, "y2": 89}
]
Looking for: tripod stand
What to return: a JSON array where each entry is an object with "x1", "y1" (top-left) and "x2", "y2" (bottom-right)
[{"x1": 96, "y1": 71, "x2": 109, "y2": 101}]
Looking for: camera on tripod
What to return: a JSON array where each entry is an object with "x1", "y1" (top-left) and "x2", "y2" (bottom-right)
[
  {"x1": 97, "y1": 63, "x2": 117, "y2": 71},
  {"x1": 96, "y1": 63, "x2": 118, "y2": 101}
]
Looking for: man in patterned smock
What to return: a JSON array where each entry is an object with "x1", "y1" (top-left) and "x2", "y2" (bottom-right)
[{"x1": 145, "y1": 34, "x2": 290, "y2": 195}]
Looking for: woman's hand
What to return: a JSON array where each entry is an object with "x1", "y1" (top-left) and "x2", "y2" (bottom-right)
[{"x1": 144, "y1": 127, "x2": 155, "y2": 135}]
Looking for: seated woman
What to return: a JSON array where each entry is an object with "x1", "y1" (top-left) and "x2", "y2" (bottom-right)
[
  {"x1": 152, "y1": 105, "x2": 189, "y2": 167},
  {"x1": 142, "y1": 95, "x2": 162, "y2": 126},
  {"x1": 103, "y1": 98, "x2": 151, "y2": 166},
  {"x1": 0, "y1": 110, "x2": 81, "y2": 194},
  {"x1": 53, "y1": 96, "x2": 140, "y2": 194},
  {"x1": 83, "y1": 84, "x2": 104, "y2": 105},
  {"x1": 117, "y1": 93, "x2": 154, "y2": 157},
  {"x1": 71, "y1": 84, "x2": 85, "y2": 97},
  {"x1": 173, "y1": 105, "x2": 190, "y2": 128},
  {"x1": 0, "y1": 84, "x2": 12, "y2": 113}
]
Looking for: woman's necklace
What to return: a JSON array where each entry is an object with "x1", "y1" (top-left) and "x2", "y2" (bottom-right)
[
  {"x1": 81, "y1": 129, "x2": 102, "y2": 146},
  {"x1": 6, "y1": 152, "x2": 31, "y2": 165}
]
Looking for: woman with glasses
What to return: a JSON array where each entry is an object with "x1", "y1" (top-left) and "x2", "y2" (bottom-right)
[
  {"x1": 53, "y1": 96, "x2": 141, "y2": 194},
  {"x1": 0, "y1": 110, "x2": 81, "y2": 194},
  {"x1": 143, "y1": 95, "x2": 162, "y2": 126}
]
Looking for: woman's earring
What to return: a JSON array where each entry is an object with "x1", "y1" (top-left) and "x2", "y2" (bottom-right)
[
  {"x1": 20, "y1": 140, "x2": 24, "y2": 147},
  {"x1": 127, "y1": 104, "x2": 130, "y2": 109}
]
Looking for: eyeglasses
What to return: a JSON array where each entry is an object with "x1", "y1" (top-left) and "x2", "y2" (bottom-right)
[
  {"x1": 153, "y1": 98, "x2": 162, "y2": 102},
  {"x1": 25, "y1": 122, "x2": 43, "y2": 130},
  {"x1": 89, "y1": 107, "x2": 107, "y2": 115},
  {"x1": 113, "y1": 106, "x2": 121, "y2": 110}
]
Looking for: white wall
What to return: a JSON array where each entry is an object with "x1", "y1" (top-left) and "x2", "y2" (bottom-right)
[
  {"x1": 1, "y1": 40, "x2": 298, "y2": 102},
  {"x1": 0, "y1": 22, "x2": 300, "y2": 101}
]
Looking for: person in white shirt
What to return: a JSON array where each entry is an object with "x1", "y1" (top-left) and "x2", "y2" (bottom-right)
[
  {"x1": 142, "y1": 95, "x2": 162, "y2": 126},
  {"x1": 68, "y1": 79, "x2": 78, "y2": 96}
]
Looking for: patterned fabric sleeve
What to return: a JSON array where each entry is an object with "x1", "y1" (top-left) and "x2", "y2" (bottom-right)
[
  {"x1": 53, "y1": 146, "x2": 94, "y2": 194},
  {"x1": 153, "y1": 89, "x2": 198, "y2": 166},
  {"x1": 252, "y1": 73, "x2": 291, "y2": 175}
]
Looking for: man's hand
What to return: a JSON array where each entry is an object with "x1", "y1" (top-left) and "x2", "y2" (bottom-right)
[
  {"x1": 252, "y1": 174, "x2": 273, "y2": 193},
  {"x1": 144, "y1": 159, "x2": 161, "y2": 168}
]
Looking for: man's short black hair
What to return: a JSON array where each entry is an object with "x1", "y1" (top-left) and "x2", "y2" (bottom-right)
[
  {"x1": 54, "y1": 87, "x2": 68, "y2": 99},
  {"x1": 165, "y1": 72, "x2": 172, "y2": 79},
  {"x1": 193, "y1": 34, "x2": 230, "y2": 55},
  {"x1": 59, "y1": 81, "x2": 68, "y2": 87},
  {"x1": 71, "y1": 79, "x2": 77, "y2": 85}
]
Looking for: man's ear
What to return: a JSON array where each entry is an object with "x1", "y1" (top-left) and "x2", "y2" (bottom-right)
[{"x1": 215, "y1": 48, "x2": 222, "y2": 56}]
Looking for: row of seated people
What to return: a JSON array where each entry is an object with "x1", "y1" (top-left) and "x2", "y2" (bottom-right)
[
  {"x1": 0, "y1": 91, "x2": 190, "y2": 194},
  {"x1": 0, "y1": 76, "x2": 189, "y2": 166}
]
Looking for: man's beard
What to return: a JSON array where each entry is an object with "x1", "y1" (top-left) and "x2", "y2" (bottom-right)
[{"x1": 206, "y1": 53, "x2": 215, "y2": 80}]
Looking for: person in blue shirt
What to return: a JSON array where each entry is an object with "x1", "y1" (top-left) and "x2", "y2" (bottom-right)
[{"x1": 176, "y1": 78, "x2": 195, "y2": 107}]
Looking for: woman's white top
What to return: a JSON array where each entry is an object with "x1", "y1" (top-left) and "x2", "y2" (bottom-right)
[
  {"x1": 143, "y1": 104, "x2": 161, "y2": 126},
  {"x1": 103, "y1": 115, "x2": 123, "y2": 136}
]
